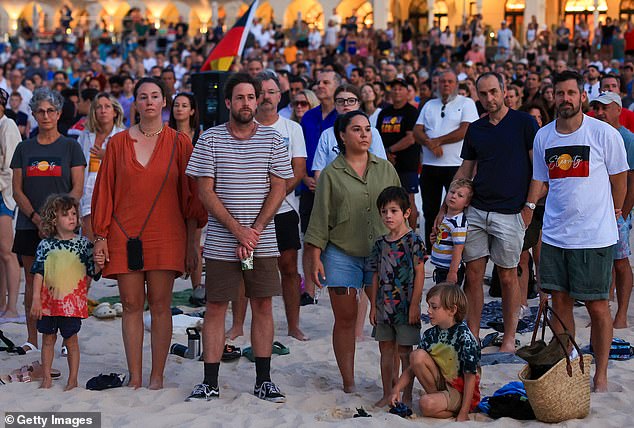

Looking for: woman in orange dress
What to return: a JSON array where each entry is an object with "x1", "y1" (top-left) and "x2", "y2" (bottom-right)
[{"x1": 91, "y1": 77, "x2": 205, "y2": 389}]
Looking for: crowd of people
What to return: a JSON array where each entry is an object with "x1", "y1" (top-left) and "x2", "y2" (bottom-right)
[{"x1": 0, "y1": 10, "x2": 632, "y2": 419}]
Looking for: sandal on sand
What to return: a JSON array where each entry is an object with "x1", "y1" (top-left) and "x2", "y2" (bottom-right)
[
  {"x1": 221, "y1": 344, "x2": 241, "y2": 362},
  {"x1": 86, "y1": 373, "x2": 126, "y2": 391},
  {"x1": 491, "y1": 335, "x2": 521, "y2": 348},
  {"x1": 7, "y1": 341, "x2": 38, "y2": 355},
  {"x1": 29, "y1": 361, "x2": 61, "y2": 380},
  {"x1": 93, "y1": 303, "x2": 117, "y2": 319},
  {"x1": 272, "y1": 341, "x2": 290, "y2": 356},
  {"x1": 353, "y1": 408, "x2": 372, "y2": 418},
  {"x1": 242, "y1": 347, "x2": 255, "y2": 362},
  {"x1": 11, "y1": 366, "x2": 31, "y2": 383},
  {"x1": 481, "y1": 332, "x2": 500, "y2": 349}
]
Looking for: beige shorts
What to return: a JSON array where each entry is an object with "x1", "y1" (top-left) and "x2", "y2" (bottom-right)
[
  {"x1": 434, "y1": 366, "x2": 463, "y2": 414},
  {"x1": 204, "y1": 258, "x2": 281, "y2": 302}
]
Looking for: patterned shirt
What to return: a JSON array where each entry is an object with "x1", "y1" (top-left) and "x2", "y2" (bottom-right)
[
  {"x1": 186, "y1": 123, "x2": 294, "y2": 261},
  {"x1": 31, "y1": 236, "x2": 100, "y2": 318},
  {"x1": 431, "y1": 212, "x2": 468, "y2": 269},
  {"x1": 365, "y1": 230, "x2": 425, "y2": 325},
  {"x1": 419, "y1": 322, "x2": 481, "y2": 411}
]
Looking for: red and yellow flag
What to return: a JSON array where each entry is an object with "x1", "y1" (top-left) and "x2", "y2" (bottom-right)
[{"x1": 201, "y1": 0, "x2": 260, "y2": 71}]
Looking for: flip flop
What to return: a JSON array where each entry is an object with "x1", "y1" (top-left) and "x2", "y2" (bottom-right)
[
  {"x1": 481, "y1": 332, "x2": 500, "y2": 349},
  {"x1": 353, "y1": 408, "x2": 372, "y2": 418},
  {"x1": 93, "y1": 303, "x2": 116, "y2": 319},
  {"x1": 272, "y1": 341, "x2": 290, "y2": 356},
  {"x1": 112, "y1": 303, "x2": 123, "y2": 317},
  {"x1": 242, "y1": 346, "x2": 255, "y2": 362},
  {"x1": 86, "y1": 373, "x2": 126, "y2": 391},
  {"x1": 221, "y1": 344, "x2": 241, "y2": 362}
]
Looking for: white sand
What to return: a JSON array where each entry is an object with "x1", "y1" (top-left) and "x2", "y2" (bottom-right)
[{"x1": 1, "y1": 260, "x2": 633, "y2": 428}]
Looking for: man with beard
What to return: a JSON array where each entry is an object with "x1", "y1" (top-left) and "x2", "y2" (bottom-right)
[
  {"x1": 447, "y1": 72, "x2": 538, "y2": 352},
  {"x1": 526, "y1": 71, "x2": 627, "y2": 391},
  {"x1": 186, "y1": 73, "x2": 293, "y2": 402}
]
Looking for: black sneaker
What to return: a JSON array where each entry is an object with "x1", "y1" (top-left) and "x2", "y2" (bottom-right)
[
  {"x1": 185, "y1": 383, "x2": 219, "y2": 401},
  {"x1": 254, "y1": 381, "x2": 286, "y2": 403},
  {"x1": 299, "y1": 292, "x2": 316, "y2": 306}
]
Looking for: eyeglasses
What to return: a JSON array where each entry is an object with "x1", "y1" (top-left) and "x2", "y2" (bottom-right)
[
  {"x1": 34, "y1": 108, "x2": 58, "y2": 117},
  {"x1": 440, "y1": 104, "x2": 446, "y2": 118},
  {"x1": 292, "y1": 100, "x2": 309, "y2": 108},
  {"x1": 335, "y1": 97, "x2": 359, "y2": 106}
]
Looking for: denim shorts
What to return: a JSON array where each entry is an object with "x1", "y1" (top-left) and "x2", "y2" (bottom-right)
[
  {"x1": 320, "y1": 244, "x2": 373, "y2": 289},
  {"x1": 613, "y1": 215, "x2": 631, "y2": 260},
  {"x1": 0, "y1": 192, "x2": 15, "y2": 218}
]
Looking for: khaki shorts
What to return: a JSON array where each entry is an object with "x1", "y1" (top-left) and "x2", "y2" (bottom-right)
[
  {"x1": 434, "y1": 369, "x2": 463, "y2": 414},
  {"x1": 372, "y1": 323, "x2": 421, "y2": 346},
  {"x1": 205, "y1": 258, "x2": 281, "y2": 302},
  {"x1": 463, "y1": 206, "x2": 525, "y2": 268}
]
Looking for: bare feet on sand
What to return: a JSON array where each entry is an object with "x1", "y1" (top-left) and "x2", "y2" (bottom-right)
[
  {"x1": 288, "y1": 329, "x2": 309, "y2": 341},
  {"x1": 593, "y1": 376, "x2": 609, "y2": 393},
  {"x1": 225, "y1": 327, "x2": 243, "y2": 340},
  {"x1": 64, "y1": 380, "x2": 77, "y2": 391},
  {"x1": 613, "y1": 319, "x2": 628, "y2": 329},
  {"x1": 374, "y1": 396, "x2": 391, "y2": 407},
  {"x1": 39, "y1": 378, "x2": 53, "y2": 389},
  {"x1": 148, "y1": 376, "x2": 164, "y2": 390},
  {"x1": 127, "y1": 377, "x2": 142, "y2": 389},
  {"x1": 343, "y1": 384, "x2": 356, "y2": 393}
]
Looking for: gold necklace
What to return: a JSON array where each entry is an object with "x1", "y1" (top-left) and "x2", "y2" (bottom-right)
[{"x1": 138, "y1": 123, "x2": 164, "y2": 137}]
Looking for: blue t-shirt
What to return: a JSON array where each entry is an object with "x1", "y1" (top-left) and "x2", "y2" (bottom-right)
[
  {"x1": 461, "y1": 109, "x2": 538, "y2": 214},
  {"x1": 618, "y1": 126, "x2": 634, "y2": 170},
  {"x1": 299, "y1": 105, "x2": 337, "y2": 191}
]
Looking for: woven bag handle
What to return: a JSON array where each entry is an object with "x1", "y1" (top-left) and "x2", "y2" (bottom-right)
[{"x1": 530, "y1": 300, "x2": 586, "y2": 377}]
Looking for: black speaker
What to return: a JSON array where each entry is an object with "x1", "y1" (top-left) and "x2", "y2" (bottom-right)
[{"x1": 191, "y1": 71, "x2": 232, "y2": 130}]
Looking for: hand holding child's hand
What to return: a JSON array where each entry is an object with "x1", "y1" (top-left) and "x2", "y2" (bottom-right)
[
  {"x1": 94, "y1": 251, "x2": 105, "y2": 267},
  {"x1": 30, "y1": 299, "x2": 42, "y2": 320},
  {"x1": 446, "y1": 271, "x2": 458, "y2": 284}
]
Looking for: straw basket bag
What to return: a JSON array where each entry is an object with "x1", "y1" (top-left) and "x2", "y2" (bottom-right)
[{"x1": 517, "y1": 301, "x2": 592, "y2": 423}]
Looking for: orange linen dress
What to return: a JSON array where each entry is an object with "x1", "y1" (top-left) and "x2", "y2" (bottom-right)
[{"x1": 91, "y1": 126, "x2": 206, "y2": 278}]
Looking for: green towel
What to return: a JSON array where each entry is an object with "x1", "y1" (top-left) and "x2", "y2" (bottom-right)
[{"x1": 98, "y1": 289, "x2": 197, "y2": 307}]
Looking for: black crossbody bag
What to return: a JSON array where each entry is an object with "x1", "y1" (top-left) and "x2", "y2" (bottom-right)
[{"x1": 113, "y1": 133, "x2": 177, "y2": 271}]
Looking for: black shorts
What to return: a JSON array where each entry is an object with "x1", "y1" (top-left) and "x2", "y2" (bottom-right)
[
  {"x1": 433, "y1": 265, "x2": 465, "y2": 286},
  {"x1": 37, "y1": 316, "x2": 82, "y2": 338},
  {"x1": 398, "y1": 171, "x2": 420, "y2": 194},
  {"x1": 12, "y1": 229, "x2": 41, "y2": 257},
  {"x1": 299, "y1": 191, "x2": 314, "y2": 234},
  {"x1": 274, "y1": 210, "x2": 301, "y2": 252}
]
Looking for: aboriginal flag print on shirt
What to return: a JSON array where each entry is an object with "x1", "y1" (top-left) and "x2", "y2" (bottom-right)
[
  {"x1": 26, "y1": 157, "x2": 63, "y2": 177},
  {"x1": 545, "y1": 145, "x2": 590, "y2": 179}
]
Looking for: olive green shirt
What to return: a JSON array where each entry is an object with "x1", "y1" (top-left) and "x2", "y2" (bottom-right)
[{"x1": 305, "y1": 153, "x2": 401, "y2": 257}]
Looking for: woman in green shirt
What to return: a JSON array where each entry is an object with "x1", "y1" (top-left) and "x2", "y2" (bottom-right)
[{"x1": 304, "y1": 110, "x2": 400, "y2": 393}]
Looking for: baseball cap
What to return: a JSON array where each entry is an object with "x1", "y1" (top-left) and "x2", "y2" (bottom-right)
[
  {"x1": 589, "y1": 91, "x2": 622, "y2": 107},
  {"x1": 391, "y1": 77, "x2": 409, "y2": 88}
]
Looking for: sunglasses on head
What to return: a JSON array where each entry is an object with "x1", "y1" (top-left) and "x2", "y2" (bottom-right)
[{"x1": 441, "y1": 103, "x2": 446, "y2": 118}]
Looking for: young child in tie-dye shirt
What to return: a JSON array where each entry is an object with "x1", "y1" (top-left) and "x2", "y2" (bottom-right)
[
  {"x1": 390, "y1": 283, "x2": 481, "y2": 421},
  {"x1": 30, "y1": 194, "x2": 103, "y2": 391}
]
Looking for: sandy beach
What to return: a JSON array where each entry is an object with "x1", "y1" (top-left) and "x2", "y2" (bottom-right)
[{"x1": 1, "y1": 257, "x2": 633, "y2": 428}]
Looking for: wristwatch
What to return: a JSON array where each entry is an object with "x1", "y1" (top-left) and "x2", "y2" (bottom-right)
[{"x1": 524, "y1": 202, "x2": 536, "y2": 210}]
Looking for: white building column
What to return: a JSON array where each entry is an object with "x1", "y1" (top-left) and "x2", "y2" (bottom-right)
[
  {"x1": 373, "y1": 0, "x2": 390, "y2": 30},
  {"x1": 524, "y1": 0, "x2": 546, "y2": 35},
  {"x1": 593, "y1": 0, "x2": 599, "y2": 28},
  {"x1": 427, "y1": 0, "x2": 434, "y2": 29}
]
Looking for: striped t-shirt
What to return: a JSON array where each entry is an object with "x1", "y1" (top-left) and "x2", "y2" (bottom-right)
[
  {"x1": 430, "y1": 212, "x2": 468, "y2": 269},
  {"x1": 186, "y1": 123, "x2": 293, "y2": 261}
]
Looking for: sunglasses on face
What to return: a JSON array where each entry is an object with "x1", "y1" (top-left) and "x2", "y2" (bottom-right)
[{"x1": 292, "y1": 100, "x2": 309, "y2": 108}]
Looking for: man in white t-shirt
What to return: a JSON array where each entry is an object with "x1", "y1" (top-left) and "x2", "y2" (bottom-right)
[
  {"x1": 414, "y1": 70, "x2": 479, "y2": 250},
  {"x1": 497, "y1": 21, "x2": 513, "y2": 52},
  {"x1": 525, "y1": 71, "x2": 628, "y2": 393},
  {"x1": 255, "y1": 71, "x2": 308, "y2": 341}
]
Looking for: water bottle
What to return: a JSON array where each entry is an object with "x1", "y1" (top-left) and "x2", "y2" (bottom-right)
[{"x1": 185, "y1": 327, "x2": 201, "y2": 359}]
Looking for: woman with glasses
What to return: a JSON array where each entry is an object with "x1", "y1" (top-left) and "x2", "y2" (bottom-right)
[
  {"x1": 312, "y1": 84, "x2": 386, "y2": 181},
  {"x1": 91, "y1": 78, "x2": 205, "y2": 389},
  {"x1": 304, "y1": 110, "x2": 400, "y2": 393},
  {"x1": 78, "y1": 93, "x2": 126, "y2": 241},
  {"x1": 290, "y1": 89, "x2": 319, "y2": 124},
  {"x1": 10, "y1": 87, "x2": 86, "y2": 354}
]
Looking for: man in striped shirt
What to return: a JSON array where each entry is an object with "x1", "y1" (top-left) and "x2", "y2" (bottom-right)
[{"x1": 185, "y1": 73, "x2": 293, "y2": 403}]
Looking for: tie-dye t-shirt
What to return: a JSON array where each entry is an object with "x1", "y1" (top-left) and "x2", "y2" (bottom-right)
[
  {"x1": 365, "y1": 230, "x2": 425, "y2": 325},
  {"x1": 31, "y1": 236, "x2": 100, "y2": 318},
  {"x1": 419, "y1": 322, "x2": 481, "y2": 410}
]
